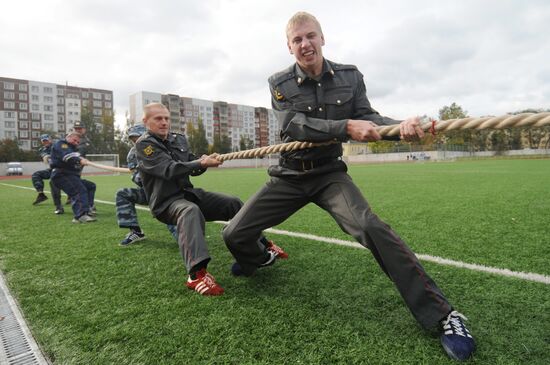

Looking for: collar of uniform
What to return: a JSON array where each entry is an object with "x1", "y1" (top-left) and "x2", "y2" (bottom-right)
[{"x1": 294, "y1": 59, "x2": 334, "y2": 85}]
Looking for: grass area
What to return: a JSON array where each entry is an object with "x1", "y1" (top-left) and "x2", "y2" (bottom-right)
[{"x1": 0, "y1": 159, "x2": 549, "y2": 364}]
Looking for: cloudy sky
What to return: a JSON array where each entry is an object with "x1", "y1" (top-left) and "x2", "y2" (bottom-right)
[{"x1": 2, "y1": 0, "x2": 548, "y2": 129}]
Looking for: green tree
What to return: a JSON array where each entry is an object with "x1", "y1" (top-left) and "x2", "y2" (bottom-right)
[
  {"x1": 438, "y1": 102, "x2": 472, "y2": 148},
  {"x1": 187, "y1": 117, "x2": 208, "y2": 155},
  {"x1": 239, "y1": 135, "x2": 255, "y2": 151},
  {"x1": 0, "y1": 139, "x2": 36, "y2": 162}
]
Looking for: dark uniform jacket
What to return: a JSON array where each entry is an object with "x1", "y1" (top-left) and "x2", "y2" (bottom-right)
[
  {"x1": 50, "y1": 139, "x2": 83, "y2": 176},
  {"x1": 268, "y1": 58, "x2": 400, "y2": 176},
  {"x1": 77, "y1": 135, "x2": 94, "y2": 157},
  {"x1": 136, "y1": 131, "x2": 206, "y2": 217},
  {"x1": 38, "y1": 143, "x2": 54, "y2": 168}
]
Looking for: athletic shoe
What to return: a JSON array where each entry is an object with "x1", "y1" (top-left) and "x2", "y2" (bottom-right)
[
  {"x1": 32, "y1": 193, "x2": 48, "y2": 205},
  {"x1": 54, "y1": 208, "x2": 64, "y2": 214},
  {"x1": 266, "y1": 240, "x2": 288, "y2": 259},
  {"x1": 71, "y1": 214, "x2": 97, "y2": 224},
  {"x1": 231, "y1": 250, "x2": 277, "y2": 277},
  {"x1": 120, "y1": 231, "x2": 146, "y2": 246},
  {"x1": 440, "y1": 311, "x2": 476, "y2": 361},
  {"x1": 186, "y1": 268, "x2": 224, "y2": 296}
]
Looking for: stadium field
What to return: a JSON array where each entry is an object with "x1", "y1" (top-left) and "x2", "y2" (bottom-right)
[{"x1": 0, "y1": 159, "x2": 549, "y2": 364}]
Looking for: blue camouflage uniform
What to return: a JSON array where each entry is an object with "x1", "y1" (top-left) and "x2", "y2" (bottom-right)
[
  {"x1": 50, "y1": 138, "x2": 96, "y2": 219},
  {"x1": 31, "y1": 137, "x2": 63, "y2": 210}
]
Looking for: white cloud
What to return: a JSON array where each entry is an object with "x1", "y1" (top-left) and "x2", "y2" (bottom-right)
[{"x1": 1, "y1": 0, "x2": 548, "y2": 129}]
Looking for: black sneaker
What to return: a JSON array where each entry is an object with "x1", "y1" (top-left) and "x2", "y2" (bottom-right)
[
  {"x1": 120, "y1": 231, "x2": 146, "y2": 246},
  {"x1": 33, "y1": 193, "x2": 48, "y2": 205},
  {"x1": 231, "y1": 250, "x2": 277, "y2": 277},
  {"x1": 54, "y1": 208, "x2": 64, "y2": 214},
  {"x1": 440, "y1": 311, "x2": 476, "y2": 361}
]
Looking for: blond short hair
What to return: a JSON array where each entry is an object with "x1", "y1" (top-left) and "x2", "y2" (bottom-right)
[
  {"x1": 143, "y1": 102, "x2": 168, "y2": 120},
  {"x1": 286, "y1": 11, "x2": 323, "y2": 39}
]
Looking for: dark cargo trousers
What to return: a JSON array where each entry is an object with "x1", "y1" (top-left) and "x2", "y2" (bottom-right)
[
  {"x1": 223, "y1": 171, "x2": 452, "y2": 329},
  {"x1": 116, "y1": 187, "x2": 178, "y2": 240},
  {"x1": 31, "y1": 169, "x2": 62, "y2": 209}
]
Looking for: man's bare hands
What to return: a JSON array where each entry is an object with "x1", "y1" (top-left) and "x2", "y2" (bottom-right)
[
  {"x1": 80, "y1": 158, "x2": 90, "y2": 166},
  {"x1": 199, "y1": 153, "x2": 223, "y2": 168},
  {"x1": 399, "y1": 116, "x2": 424, "y2": 141},
  {"x1": 346, "y1": 120, "x2": 381, "y2": 142}
]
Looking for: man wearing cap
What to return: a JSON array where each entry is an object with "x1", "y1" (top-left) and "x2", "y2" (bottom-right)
[
  {"x1": 115, "y1": 124, "x2": 178, "y2": 245},
  {"x1": 72, "y1": 121, "x2": 94, "y2": 157},
  {"x1": 50, "y1": 131, "x2": 97, "y2": 223},
  {"x1": 31, "y1": 134, "x2": 64, "y2": 214}
]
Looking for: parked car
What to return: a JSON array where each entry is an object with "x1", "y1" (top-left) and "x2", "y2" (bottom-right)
[{"x1": 6, "y1": 162, "x2": 23, "y2": 176}]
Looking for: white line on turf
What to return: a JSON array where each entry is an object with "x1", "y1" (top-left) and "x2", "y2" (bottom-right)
[{"x1": 2, "y1": 182, "x2": 549, "y2": 285}]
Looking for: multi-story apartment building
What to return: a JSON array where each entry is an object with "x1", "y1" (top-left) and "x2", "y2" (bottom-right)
[
  {"x1": 129, "y1": 91, "x2": 281, "y2": 150},
  {"x1": 0, "y1": 76, "x2": 113, "y2": 150}
]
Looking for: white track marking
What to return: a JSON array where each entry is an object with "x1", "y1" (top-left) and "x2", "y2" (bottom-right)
[{"x1": 2, "y1": 182, "x2": 549, "y2": 285}]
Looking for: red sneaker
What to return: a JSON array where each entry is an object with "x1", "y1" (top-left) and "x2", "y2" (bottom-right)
[
  {"x1": 267, "y1": 240, "x2": 288, "y2": 259},
  {"x1": 186, "y1": 268, "x2": 224, "y2": 296}
]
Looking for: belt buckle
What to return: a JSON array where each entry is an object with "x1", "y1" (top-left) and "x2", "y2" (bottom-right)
[{"x1": 301, "y1": 160, "x2": 314, "y2": 171}]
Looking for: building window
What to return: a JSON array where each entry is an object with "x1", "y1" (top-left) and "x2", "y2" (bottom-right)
[
  {"x1": 57, "y1": 97, "x2": 64, "y2": 104},
  {"x1": 43, "y1": 87, "x2": 53, "y2": 93},
  {"x1": 58, "y1": 123, "x2": 65, "y2": 131},
  {"x1": 19, "y1": 113, "x2": 28, "y2": 120},
  {"x1": 57, "y1": 89, "x2": 64, "y2": 96},
  {"x1": 5, "y1": 121, "x2": 16, "y2": 128},
  {"x1": 31, "y1": 85, "x2": 39, "y2": 92},
  {"x1": 19, "y1": 103, "x2": 28, "y2": 110},
  {"x1": 44, "y1": 105, "x2": 53, "y2": 112},
  {"x1": 3, "y1": 101, "x2": 15, "y2": 109},
  {"x1": 19, "y1": 84, "x2": 27, "y2": 91},
  {"x1": 58, "y1": 115, "x2": 65, "y2": 122},
  {"x1": 44, "y1": 96, "x2": 53, "y2": 102},
  {"x1": 31, "y1": 95, "x2": 39, "y2": 101},
  {"x1": 32, "y1": 131, "x2": 40, "y2": 138},
  {"x1": 105, "y1": 101, "x2": 112, "y2": 108},
  {"x1": 3, "y1": 82, "x2": 15, "y2": 90},
  {"x1": 82, "y1": 92, "x2": 88, "y2": 98},
  {"x1": 104, "y1": 94, "x2": 112, "y2": 100},
  {"x1": 93, "y1": 109, "x2": 102, "y2": 116},
  {"x1": 19, "y1": 93, "x2": 27, "y2": 100},
  {"x1": 82, "y1": 100, "x2": 89, "y2": 107},
  {"x1": 19, "y1": 130, "x2": 29, "y2": 138},
  {"x1": 58, "y1": 106, "x2": 64, "y2": 113},
  {"x1": 44, "y1": 114, "x2": 54, "y2": 121},
  {"x1": 31, "y1": 113, "x2": 40, "y2": 120},
  {"x1": 32, "y1": 122, "x2": 41, "y2": 129},
  {"x1": 19, "y1": 121, "x2": 28, "y2": 128},
  {"x1": 93, "y1": 92, "x2": 102, "y2": 100},
  {"x1": 32, "y1": 140, "x2": 39, "y2": 148},
  {"x1": 44, "y1": 123, "x2": 54, "y2": 130},
  {"x1": 93, "y1": 100, "x2": 102, "y2": 107},
  {"x1": 4, "y1": 111, "x2": 16, "y2": 118},
  {"x1": 4, "y1": 91, "x2": 15, "y2": 99},
  {"x1": 32, "y1": 104, "x2": 40, "y2": 111},
  {"x1": 5, "y1": 131, "x2": 16, "y2": 138}
]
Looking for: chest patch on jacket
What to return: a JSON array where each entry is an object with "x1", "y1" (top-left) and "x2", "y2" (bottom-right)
[{"x1": 143, "y1": 145, "x2": 154, "y2": 156}]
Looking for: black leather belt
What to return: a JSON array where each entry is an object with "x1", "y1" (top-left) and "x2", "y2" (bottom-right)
[{"x1": 279, "y1": 157, "x2": 338, "y2": 171}]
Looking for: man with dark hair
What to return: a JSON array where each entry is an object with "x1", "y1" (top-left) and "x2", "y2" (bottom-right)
[
  {"x1": 50, "y1": 131, "x2": 96, "y2": 223},
  {"x1": 223, "y1": 11, "x2": 475, "y2": 362},
  {"x1": 31, "y1": 134, "x2": 64, "y2": 214}
]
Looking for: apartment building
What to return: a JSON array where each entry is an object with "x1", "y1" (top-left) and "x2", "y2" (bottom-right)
[
  {"x1": 129, "y1": 91, "x2": 281, "y2": 150},
  {"x1": 0, "y1": 76, "x2": 113, "y2": 150}
]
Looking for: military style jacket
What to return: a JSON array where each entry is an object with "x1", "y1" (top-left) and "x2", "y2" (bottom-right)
[
  {"x1": 50, "y1": 139, "x2": 83, "y2": 176},
  {"x1": 126, "y1": 147, "x2": 142, "y2": 187},
  {"x1": 77, "y1": 135, "x2": 94, "y2": 157},
  {"x1": 135, "y1": 131, "x2": 206, "y2": 217},
  {"x1": 268, "y1": 58, "x2": 400, "y2": 176}
]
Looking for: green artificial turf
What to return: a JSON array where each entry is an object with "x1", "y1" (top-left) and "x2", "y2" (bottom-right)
[{"x1": 0, "y1": 158, "x2": 549, "y2": 364}]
